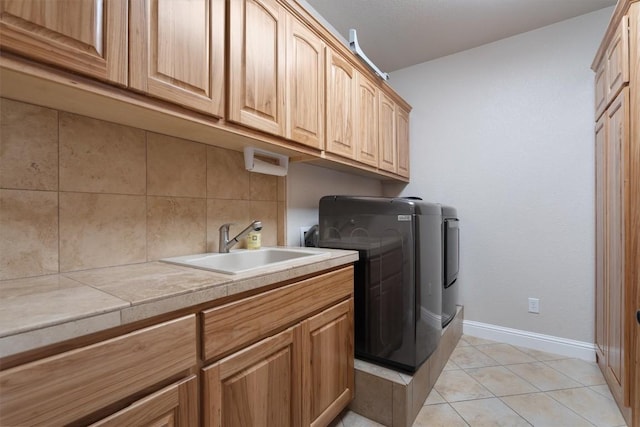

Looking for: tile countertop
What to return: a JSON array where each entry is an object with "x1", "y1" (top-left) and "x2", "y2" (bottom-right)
[{"x1": 0, "y1": 247, "x2": 358, "y2": 359}]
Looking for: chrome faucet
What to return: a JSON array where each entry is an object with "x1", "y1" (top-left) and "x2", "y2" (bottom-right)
[{"x1": 218, "y1": 220, "x2": 262, "y2": 253}]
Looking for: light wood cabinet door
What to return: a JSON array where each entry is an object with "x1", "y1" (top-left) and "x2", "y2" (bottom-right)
[
  {"x1": 229, "y1": 0, "x2": 286, "y2": 135},
  {"x1": 286, "y1": 14, "x2": 325, "y2": 149},
  {"x1": 396, "y1": 105, "x2": 410, "y2": 178},
  {"x1": 595, "y1": 114, "x2": 607, "y2": 364},
  {"x1": 129, "y1": 0, "x2": 225, "y2": 117},
  {"x1": 0, "y1": 0, "x2": 127, "y2": 85},
  {"x1": 378, "y1": 91, "x2": 397, "y2": 173},
  {"x1": 301, "y1": 299, "x2": 354, "y2": 427},
  {"x1": 202, "y1": 326, "x2": 301, "y2": 427},
  {"x1": 355, "y1": 72, "x2": 378, "y2": 167},
  {"x1": 326, "y1": 50, "x2": 356, "y2": 158},
  {"x1": 604, "y1": 87, "x2": 629, "y2": 407},
  {"x1": 91, "y1": 376, "x2": 198, "y2": 427},
  {"x1": 595, "y1": 59, "x2": 607, "y2": 120},
  {"x1": 606, "y1": 17, "x2": 629, "y2": 104}
]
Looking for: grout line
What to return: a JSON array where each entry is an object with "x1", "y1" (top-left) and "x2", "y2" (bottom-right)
[{"x1": 543, "y1": 387, "x2": 602, "y2": 426}]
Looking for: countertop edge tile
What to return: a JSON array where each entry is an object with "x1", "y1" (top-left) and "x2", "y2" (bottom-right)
[
  {"x1": 0, "y1": 311, "x2": 122, "y2": 358},
  {"x1": 120, "y1": 283, "x2": 229, "y2": 324}
]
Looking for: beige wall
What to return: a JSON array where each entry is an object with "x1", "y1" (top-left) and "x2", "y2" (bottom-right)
[
  {"x1": 385, "y1": 8, "x2": 612, "y2": 343},
  {"x1": 0, "y1": 98, "x2": 285, "y2": 281}
]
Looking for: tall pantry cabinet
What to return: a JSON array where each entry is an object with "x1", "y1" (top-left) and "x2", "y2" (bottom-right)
[{"x1": 592, "y1": 1, "x2": 639, "y2": 425}]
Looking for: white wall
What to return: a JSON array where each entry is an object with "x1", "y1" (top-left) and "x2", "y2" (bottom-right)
[
  {"x1": 383, "y1": 8, "x2": 613, "y2": 343},
  {"x1": 286, "y1": 163, "x2": 383, "y2": 246}
]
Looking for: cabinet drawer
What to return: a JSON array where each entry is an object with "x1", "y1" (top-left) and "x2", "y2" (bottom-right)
[
  {"x1": 606, "y1": 16, "x2": 629, "y2": 104},
  {"x1": 595, "y1": 58, "x2": 607, "y2": 119},
  {"x1": 90, "y1": 375, "x2": 198, "y2": 427},
  {"x1": 202, "y1": 266, "x2": 353, "y2": 361},
  {"x1": 0, "y1": 315, "x2": 197, "y2": 426}
]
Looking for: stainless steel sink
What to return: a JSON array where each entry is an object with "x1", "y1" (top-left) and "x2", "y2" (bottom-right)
[{"x1": 160, "y1": 248, "x2": 330, "y2": 275}]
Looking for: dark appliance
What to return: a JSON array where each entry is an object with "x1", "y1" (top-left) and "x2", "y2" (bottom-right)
[
  {"x1": 318, "y1": 196, "x2": 442, "y2": 372},
  {"x1": 441, "y1": 205, "x2": 459, "y2": 327}
]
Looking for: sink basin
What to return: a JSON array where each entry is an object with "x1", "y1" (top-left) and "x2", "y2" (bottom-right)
[{"x1": 160, "y1": 248, "x2": 330, "y2": 275}]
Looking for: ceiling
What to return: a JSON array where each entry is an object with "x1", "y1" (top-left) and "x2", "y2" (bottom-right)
[{"x1": 304, "y1": 0, "x2": 616, "y2": 72}]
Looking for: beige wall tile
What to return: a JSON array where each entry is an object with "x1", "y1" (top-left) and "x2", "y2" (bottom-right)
[
  {"x1": 349, "y1": 370, "x2": 393, "y2": 426},
  {"x1": 250, "y1": 173, "x2": 278, "y2": 201},
  {"x1": 393, "y1": 381, "x2": 412, "y2": 427},
  {"x1": 277, "y1": 201, "x2": 286, "y2": 246},
  {"x1": 59, "y1": 192, "x2": 146, "y2": 271},
  {"x1": 0, "y1": 98, "x2": 58, "y2": 191},
  {"x1": 251, "y1": 201, "x2": 278, "y2": 246},
  {"x1": 148, "y1": 133, "x2": 206, "y2": 197},
  {"x1": 59, "y1": 112, "x2": 146, "y2": 194},
  {"x1": 207, "y1": 199, "x2": 251, "y2": 252},
  {"x1": 277, "y1": 177, "x2": 286, "y2": 202},
  {"x1": 412, "y1": 358, "x2": 431, "y2": 417},
  {"x1": 207, "y1": 146, "x2": 250, "y2": 199},
  {"x1": 147, "y1": 196, "x2": 206, "y2": 260},
  {"x1": 0, "y1": 189, "x2": 58, "y2": 280}
]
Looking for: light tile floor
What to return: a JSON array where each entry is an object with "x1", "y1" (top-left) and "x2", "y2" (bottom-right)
[{"x1": 330, "y1": 335, "x2": 627, "y2": 427}]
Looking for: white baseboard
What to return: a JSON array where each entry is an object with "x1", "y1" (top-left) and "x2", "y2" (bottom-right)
[{"x1": 463, "y1": 320, "x2": 596, "y2": 362}]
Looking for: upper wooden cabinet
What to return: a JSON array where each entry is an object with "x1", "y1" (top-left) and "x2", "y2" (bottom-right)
[
  {"x1": 396, "y1": 106, "x2": 410, "y2": 178},
  {"x1": 606, "y1": 16, "x2": 629, "y2": 104},
  {"x1": 129, "y1": 0, "x2": 225, "y2": 117},
  {"x1": 326, "y1": 49, "x2": 357, "y2": 159},
  {"x1": 0, "y1": 0, "x2": 411, "y2": 181},
  {"x1": 378, "y1": 91, "x2": 397, "y2": 173},
  {"x1": 0, "y1": 0, "x2": 128, "y2": 85},
  {"x1": 286, "y1": 14, "x2": 325, "y2": 149},
  {"x1": 355, "y1": 72, "x2": 379, "y2": 167},
  {"x1": 595, "y1": 59, "x2": 607, "y2": 120},
  {"x1": 229, "y1": 0, "x2": 286, "y2": 135}
]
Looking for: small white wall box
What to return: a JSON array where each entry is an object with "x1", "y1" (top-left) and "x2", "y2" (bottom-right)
[{"x1": 244, "y1": 147, "x2": 289, "y2": 176}]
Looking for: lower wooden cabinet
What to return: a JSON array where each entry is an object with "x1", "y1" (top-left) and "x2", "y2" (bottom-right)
[
  {"x1": 203, "y1": 299, "x2": 354, "y2": 427},
  {"x1": 596, "y1": 87, "x2": 630, "y2": 411},
  {"x1": 202, "y1": 267, "x2": 355, "y2": 427},
  {"x1": 301, "y1": 299, "x2": 354, "y2": 427},
  {"x1": 0, "y1": 315, "x2": 197, "y2": 426}
]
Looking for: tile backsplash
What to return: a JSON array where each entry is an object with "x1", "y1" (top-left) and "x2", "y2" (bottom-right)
[{"x1": 0, "y1": 98, "x2": 286, "y2": 280}]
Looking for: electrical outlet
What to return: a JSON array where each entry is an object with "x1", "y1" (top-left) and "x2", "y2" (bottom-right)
[
  {"x1": 299, "y1": 226, "x2": 311, "y2": 246},
  {"x1": 528, "y1": 298, "x2": 540, "y2": 314}
]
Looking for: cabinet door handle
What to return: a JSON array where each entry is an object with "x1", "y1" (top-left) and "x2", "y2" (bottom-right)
[{"x1": 637, "y1": 310, "x2": 640, "y2": 325}]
